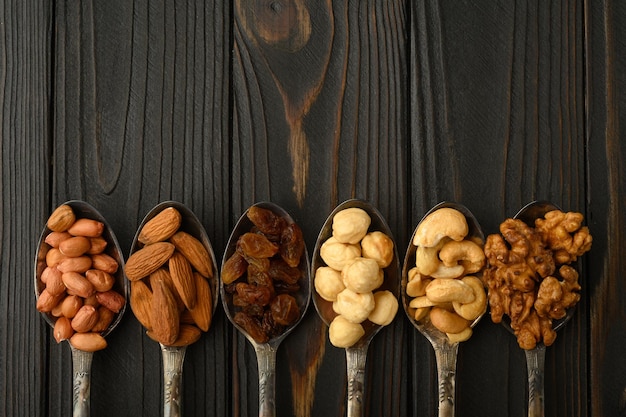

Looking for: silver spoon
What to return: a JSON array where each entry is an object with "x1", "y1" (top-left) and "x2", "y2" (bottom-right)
[
  {"x1": 502, "y1": 200, "x2": 579, "y2": 417},
  {"x1": 34, "y1": 200, "x2": 128, "y2": 417},
  {"x1": 401, "y1": 201, "x2": 485, "y2": 417},
  {"x1": 311, "y1": 199, "x2": 400, "y2": 417},
  {"x1": 220, "y1": 202, "x2": 311, "y2": 417},
  {"x1": 129, "y1": 201, "x2": 219, "y2": 417}
]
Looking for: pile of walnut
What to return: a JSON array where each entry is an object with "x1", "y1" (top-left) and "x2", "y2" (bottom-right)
[
  {"x1": 221, "y1": 206, "x2": 305, "y2": 344},
  {"x1": 315, "y1": 207, "x2": 399, "y2": 348},
  {"x1": 124, "y1": 206, "x2": 214, "y2": 347},
  {"x1": 36, "y1": 204, "x2": 126, "y2": 352},
  {"x1": 483, "y1": 209, "x2": 592, "y2": 350},
  {"x1": 406, "y1": 207, "x2": 487, "y2": 343}
]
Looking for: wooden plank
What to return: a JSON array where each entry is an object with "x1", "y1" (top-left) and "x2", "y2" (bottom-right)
[
  {"x1": 585, "y1": 1, "x2": 626, "y2": 416},
  {"x1": 407, "y1": 1, "x2": 586, "y2": 416},
  {"x1": 0, "y1": 1, "x2": 53, "y2": 416},
  {"x1": 48, "y1": 1, "x2": 232, "y2": 416},
  {"x1": 232, "y1": 1, "x2": 408, "y2": 416}
]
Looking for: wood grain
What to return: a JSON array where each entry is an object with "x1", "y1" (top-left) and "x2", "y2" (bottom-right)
[{"x1": 1, "y1": 0, "x2": 625, "y2": 416}]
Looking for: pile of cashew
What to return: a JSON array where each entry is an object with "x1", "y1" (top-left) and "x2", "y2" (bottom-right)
[{"x1": 406, "y1": 207, "x2": 487, "y2": 342}]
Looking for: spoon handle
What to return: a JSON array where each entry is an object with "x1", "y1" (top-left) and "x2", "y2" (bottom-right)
[
  {"x1": 255, "y1": 343, "x2": 278, "y2": 417},
  {"x1": 161, "y1": 344, "x2": 187, "y2": 417},
  {"x1": 434, "y1": 342, "x2": 459, "y2": 417},
  {"x1": 345, "y1": 344, "x2": 369, "y2": 417},
  {"x1": 71, "y1": 347, "x2": 93, "y2": 417},
  {"x1": 525, "y1": 344, "x2": 546, "y2": 417}
]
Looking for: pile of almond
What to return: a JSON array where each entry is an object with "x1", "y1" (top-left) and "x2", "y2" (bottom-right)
[
  {"x1": 124, "y1": 206, "x2": 214, "y2": 346},
  {"x1": 36, "y1": 204, "x2": 126, "y2": 352}
]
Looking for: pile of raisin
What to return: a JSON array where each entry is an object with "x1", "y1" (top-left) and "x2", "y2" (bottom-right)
[{"x1": 223, "y1": 206, "x2": 305, "y2": 343}]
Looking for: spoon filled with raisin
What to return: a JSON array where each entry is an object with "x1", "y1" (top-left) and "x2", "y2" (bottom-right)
[
  {"x1": 401, "y1": 202, "x2": 487, "y2": 417},
  {"x1": 311, "y1": 199, "x2": 400, "y2": 417},
  {"x1": 220, "y1": 202, "x2": 311, "y2": 417},
  {"x1": 482, "y1": 200, "x2": 592, "y2": 417}
]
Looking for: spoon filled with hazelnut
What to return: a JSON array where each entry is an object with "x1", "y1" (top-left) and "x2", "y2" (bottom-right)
[
  {"x1": 482, "y1": 200, "x2": 592, "y2": 417},
  {"x1": 35, "y1": 201, "x2": 128, "y2": 417},
  {"x1": 311, "y1": 199, "x2": 400, "y2": 417},
  {"x1": 125, "y1": 201, "x2": 219, "y2": 417},
  {"x1": 220, "y1": 202, "x2": 311, "y2": 417},
  {"x1": 401, "y1": 202, "x2": 487, "y2": 417}
]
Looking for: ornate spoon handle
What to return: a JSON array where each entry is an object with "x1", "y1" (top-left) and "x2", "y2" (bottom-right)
[
  {"x1": 345, "y1": 344, "x2": 369, "y2": 417},
  {"x1": 161, "y1": 344, "x2": 187, "y2": 417},
  {"x1": 525, "y1": 344, "x2": 546, "y2": 417},
  {"x1": 71, "y1": 347, "x2": 93, "y2": 417},
  {"x1": 255, "y1": 343, "x2": 278, "y2": 417},
  {"x1": 434, "y1": 342, "x2": 459, "y2": 417}
]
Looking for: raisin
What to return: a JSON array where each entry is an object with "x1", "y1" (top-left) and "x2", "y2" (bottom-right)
[
  {"x1": 247, "y1": 206, "x2": 286, "y2": 237},
  {"x1": 234, "y1": 312, "x2": 268, "y2": 344},
  {"x1": 238, "y1": 233, "x2": 279, "y2": 259},
  {"x1": 270, "y1": 294, "x2": 300, "y2": 326},
  {"x1": 268, "y1": 258, "x2": 301, "y2": 284},
  {"x1": 235, "y1": 282, "x2": 272, "y2": 306},
  {"x1": 280, "y1": 223, "x2": 304, "y2": 268},
  {"x1": 222, "y1": 252, "x2": 248, "y2": 285}
]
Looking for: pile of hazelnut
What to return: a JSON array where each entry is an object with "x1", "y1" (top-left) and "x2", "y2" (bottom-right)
[{"x1": 315, "y1": 207, "x2": 398, "y2": 348}]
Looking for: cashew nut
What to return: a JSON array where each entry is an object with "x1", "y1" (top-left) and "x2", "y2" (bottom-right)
[
  {"x1": 426, "y1": 278, "x2": 475, "y2": 304},
  {"x1": 429, "y1": 307, "x2": 470, "y2": 334},
  {"x1": 413, "y1": 208, "x2": 469, "y2": 247},
  {"x1": 452, "y1": 276, "x2": 487, "y2": 321},
  {"x1": 439, "y1": 240, "x2": 486, "y2": 274},
  {"x1": 406, "y1": 268, "x2": 432, "y2": 297}
]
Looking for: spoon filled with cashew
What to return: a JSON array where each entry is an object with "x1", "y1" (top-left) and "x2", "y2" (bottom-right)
[
  {"x1": 482, "y1": 200, "x2": 592, "y2": 417},
  {"x1": 401, "y1": 201, "x2": 487, "y2": 417}
]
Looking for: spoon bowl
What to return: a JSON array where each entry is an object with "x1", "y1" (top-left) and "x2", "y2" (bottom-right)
[
  {"x1": 401, "y1": 201, "x2": 485, "y2": 417},
  {"x1": 499, "y1": 200, "x2": 584, "y2": 417},
  {"x1": 311, "y1": 199, "x2": 400, "y2": 416},
  {"x1": 34, "y1": 200, "x2": 128, "y2": 417},
  {"x1": 220, "y1": 202, "x2": 311, "y2": 417},
  {"x1": 129, "y1": 201, "x2": 219, "y2": 417}
]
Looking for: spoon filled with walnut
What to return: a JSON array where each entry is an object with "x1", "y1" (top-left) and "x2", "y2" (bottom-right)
[
  {"x1": 35, "y1": 200, "x2": 128, "y2": 417},
  {"x1": 311, "y1": 199, "x2": 400, "y2": 417},
  {"x1": 482, "y1": 200, "x2": 592, "y2": 417},
  {"x1": 125, "y1": 201, "x2": 219, "y2": 417},
  {"x1": 220, "y1": 202, "x2": 311, "y2": 417},
  {"x1": 401, "y1": 201, "x2": 487, "y2": 417}
]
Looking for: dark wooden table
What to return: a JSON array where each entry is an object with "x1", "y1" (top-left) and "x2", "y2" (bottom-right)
[{"x1": 2, "y1": 1, "x2": 625, "y2": 416}]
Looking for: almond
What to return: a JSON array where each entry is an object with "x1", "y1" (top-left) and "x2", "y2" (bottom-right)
[
  {"x1": 85, "y1": 269, "x2": 115, "y2": 292},
  {"x1": 90, "y1": 253, "x2": 119, "y2": 274},
  {"x1": 157, "y1": 324, "x2": 201, "y2": 347},
  {"x1": 150, "y1": 274, "x2": 180, "y2": 345},
  {"x1": 62, "y1": 271, "x2": 96, "y2": 298},
  {"x1": 150, "y1": 268, "x2": 185, "y2": 312},
  {"x1": 71, "y1": 305, "x2": 99, "y2": 332},
  {"x1": 170, "y1": 231, "x2": 213, "y2": 277},
  {"x1": 95, "y1": 290, "x2": 126, "y2": 313},
  {"x1": 189, "y1": 272, "x2": 212, "y2": 331},
  {"x1": 57, "y1": 256, "x2": 92, "y2": 274},
  {"x1": 68, "y1": 218, "x2": 104, "y2": 237},
  {"x1": 125, "y1": 242, "x2": 175, "y2": 281},
  {"x1": 47, "y1": 204, "x2": 76, "y2": 232},
  {"x1": 54, "y1": 316, "x2": 74, "y2": 343},
  {"x1": 168, "y1": 251, "x2": 196, "y2": 310},
  {"x1": 70, "y1": 332, "x2": 107, "y2": 352},
  {"x1": 91, "y1": 306, "x2": 115, "y2": 333},
  {"x1": 130, "y1": 280, "x2": 153, "y2": 330},
  {"x1": 138, "y1": 207, "x2": 182, "y2": 245},
  {"x1": 59, "y1": 236, "x2": 91, "y2": 257}
]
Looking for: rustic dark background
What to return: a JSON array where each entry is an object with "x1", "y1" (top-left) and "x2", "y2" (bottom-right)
[{"x1": 1, "y1": 0, "x2": 625, "y2": 416}]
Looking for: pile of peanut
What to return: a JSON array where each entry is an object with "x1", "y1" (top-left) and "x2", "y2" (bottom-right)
[
  {"x1": 406, "y1": 207, "x2": 487, "y2": 343},
  {"x1": 315, "y1": 207, "x2": 399, "y2": 348},
  {"x1": 36, "y1": 204, "x2": 126, "y2": 352},
  {"x1": 124, "y1": 206, "x2": 214, "y2": 347}
]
